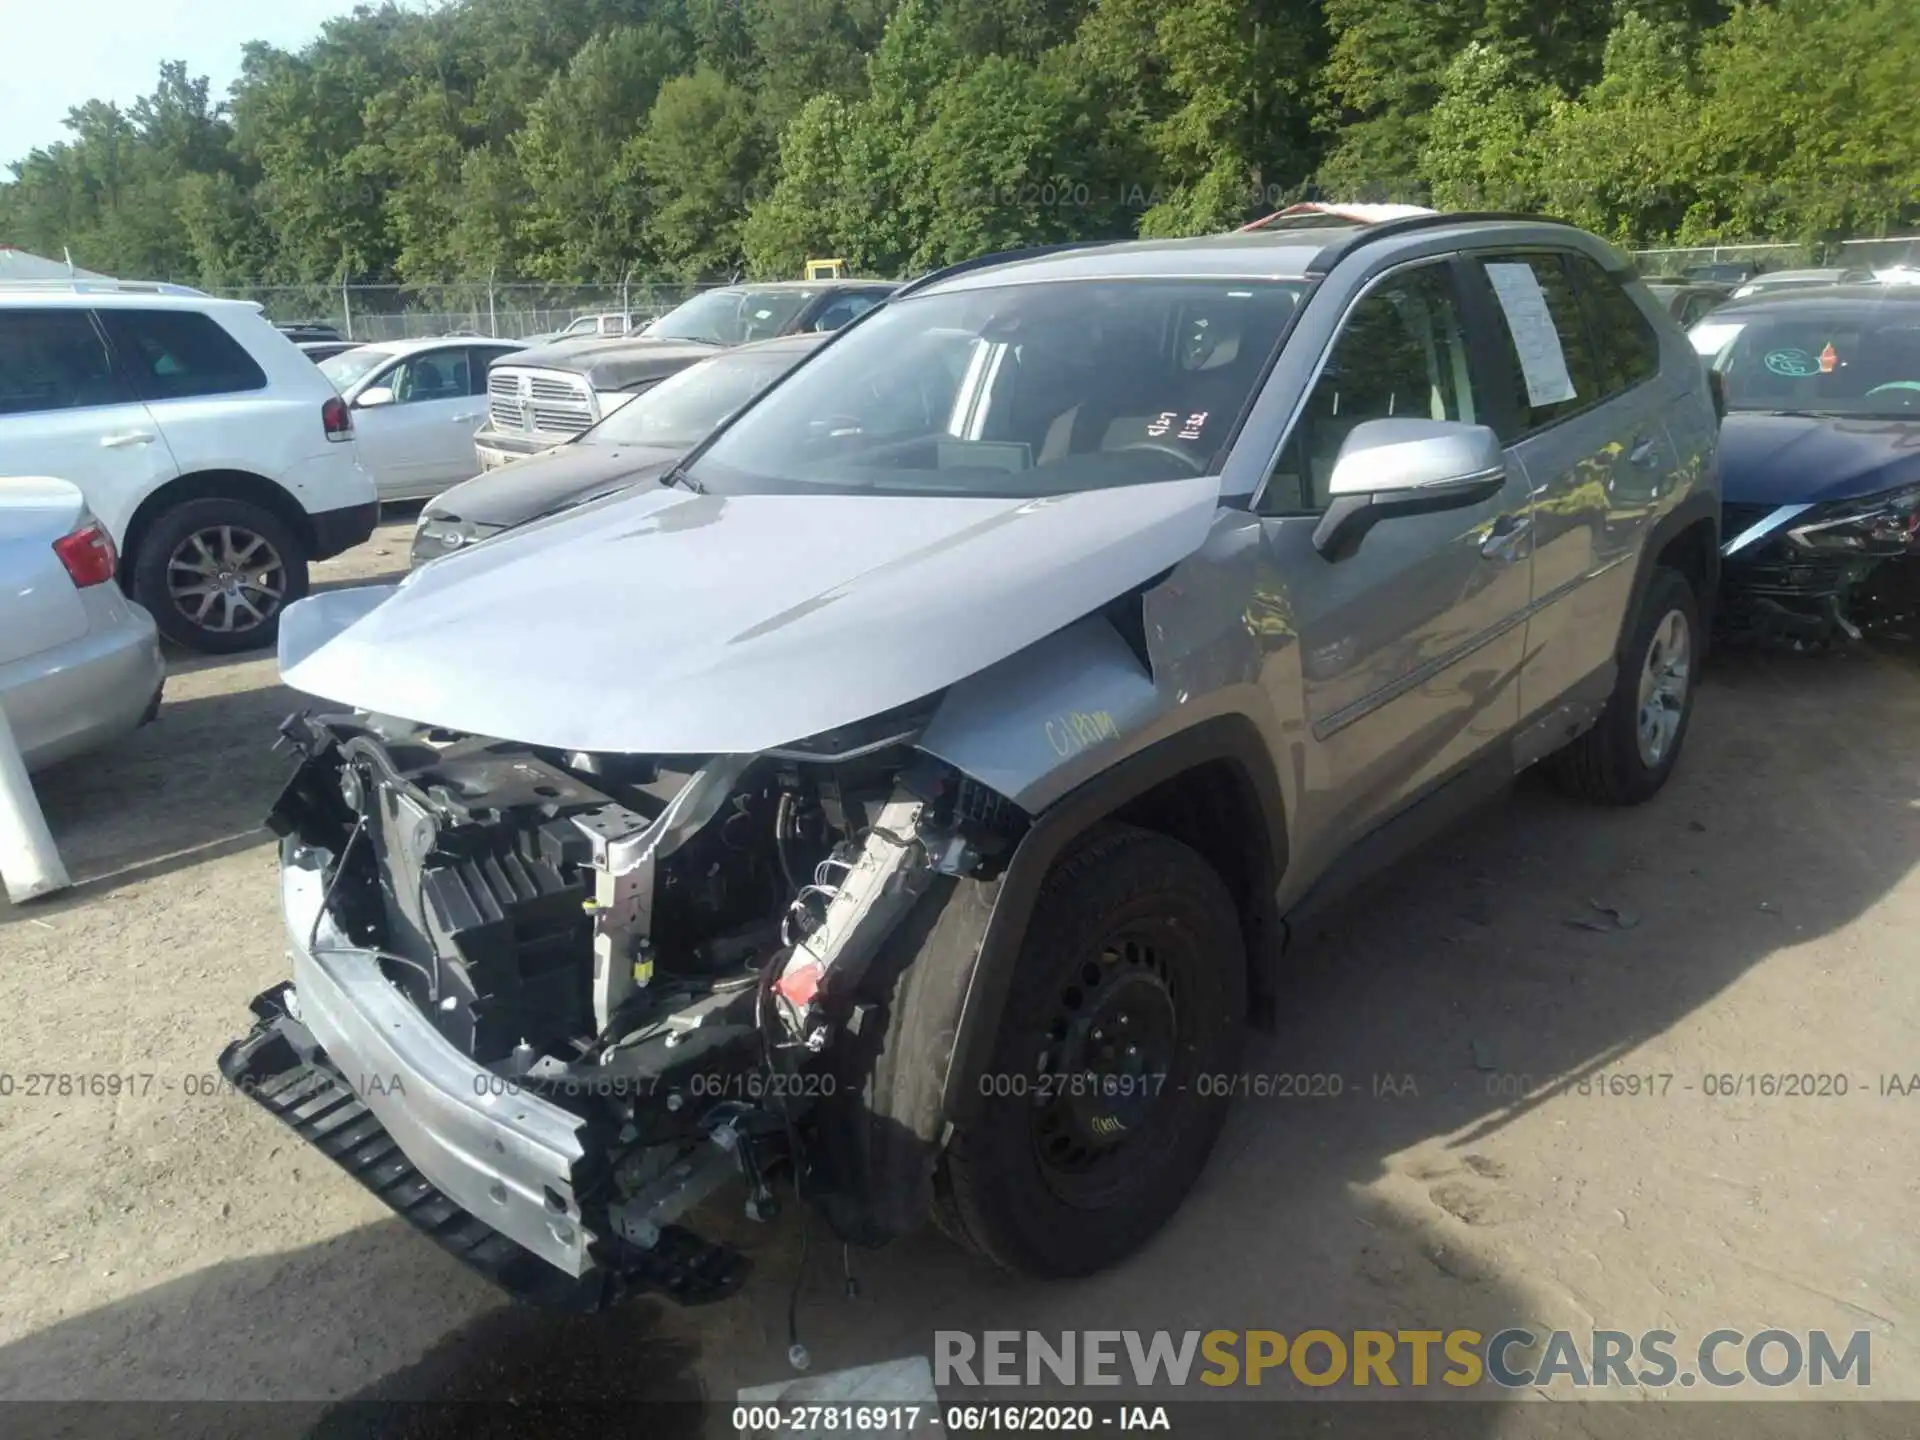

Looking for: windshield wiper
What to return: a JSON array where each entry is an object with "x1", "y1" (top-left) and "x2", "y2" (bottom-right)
[{"x1": 661, "y1": 464, "x2": 705, "y2": 494}]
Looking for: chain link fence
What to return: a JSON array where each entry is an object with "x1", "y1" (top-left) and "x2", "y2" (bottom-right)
[
  {"x1": 1631, "y1": 236, "x2": 1920, "y2": 277},
  {"x1": 202, "y1": 280, "x2": 727, "y2": 342}
]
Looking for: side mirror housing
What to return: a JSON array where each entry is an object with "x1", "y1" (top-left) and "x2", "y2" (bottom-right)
[
  {"x1": 355, "y1": 385, "x2": 395, "y2": 409},
  {"x1": 1312, "y1": 418, "x2": 1508, "y2": 560}
]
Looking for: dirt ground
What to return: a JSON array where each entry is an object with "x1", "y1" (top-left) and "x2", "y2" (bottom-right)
[{"x1": 2, "y1": 515, "x2": 1918, "y2": 1434}]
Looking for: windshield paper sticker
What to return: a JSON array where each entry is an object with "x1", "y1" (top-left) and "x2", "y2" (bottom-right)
[
  {"x1": 1764, "y1": 348, "x2": 1818, "y2": 377},
  {"x1": 1485, "y1": 263, "x2": 1577, "y2": 407}
]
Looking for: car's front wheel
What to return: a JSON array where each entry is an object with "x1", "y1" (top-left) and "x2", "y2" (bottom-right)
[
  {"x1": 1549, "y1": 565, "x2": 1701, "y2": 805},
  {"x1": 936, "y1": 826, "x2": 1246, "y2": 1277},
  {"x1": 131, "y1": 498, "x2": 309, "y2": 654}
]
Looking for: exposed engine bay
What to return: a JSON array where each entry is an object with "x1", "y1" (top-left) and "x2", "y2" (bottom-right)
[{"x1": 221, "y1": 707, "x2": 1025, "y2": 1307}]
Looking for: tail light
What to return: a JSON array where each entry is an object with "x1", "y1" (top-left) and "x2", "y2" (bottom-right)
[
  {"x1": 322, "y1": 395, "x2": 353, "y2": 442},
  {"x1": 53, "y1": 522, "x2": 118, "y2": 588}
]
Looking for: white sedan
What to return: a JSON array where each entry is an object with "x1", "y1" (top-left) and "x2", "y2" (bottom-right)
[
  {"x1": 320, "y1": 338, "x2": 525, "y2": 500},
  {"x1": 1, "y1": 476, "x2": 164, "y2": 772}
]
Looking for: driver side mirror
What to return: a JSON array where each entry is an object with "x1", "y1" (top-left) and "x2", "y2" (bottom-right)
[
  {"x1": 355, "y1": 385, "x2": 395, "y2": 409},
  {"x1": 1312, "y1": 418, "x2": 1508, "y2": 561}
]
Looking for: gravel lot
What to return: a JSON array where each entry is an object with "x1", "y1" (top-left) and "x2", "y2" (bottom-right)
[{"x1": 2, "y1": 516, "x2": 1917, "y2": 1433}]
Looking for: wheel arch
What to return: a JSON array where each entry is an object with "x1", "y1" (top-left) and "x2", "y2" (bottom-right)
[
  {"x1": 1620, "y1": 490, "x2": 1719, "y2": 658},
  {"x1": 815, "y1": 713, "x2": 1288, "y2": 1248},
  {"x1": 117, "y1": 470, "x2": 317, "y2": 587},
  {"x1": 946, "y1": 713, "x2": 1288, "y2": 1124}
]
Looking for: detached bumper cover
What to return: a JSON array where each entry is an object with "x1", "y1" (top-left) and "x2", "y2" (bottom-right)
[
  {"x1": 218, "y1": 986, "x2": 608, "y2": 1309},
  {"x1": 221, "y1": 854, "x2": 748, "y2": 1306}
]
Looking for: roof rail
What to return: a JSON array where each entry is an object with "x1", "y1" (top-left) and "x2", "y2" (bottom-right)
[
  {"x1": 894, "y1": 239, "x2": 1122, "y2": 298},
  {"x1": 0, "y1": 277, "x2": 209, "y2": 297},
  {"x1": 1303, "y1": 211, "x2": 1575, "y2": 276}
]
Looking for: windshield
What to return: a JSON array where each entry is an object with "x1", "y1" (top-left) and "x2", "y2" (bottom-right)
[
  {"x1": 643, "y1": 288, "x2": 816, "y2": 345},
  {"x1": 587, "y1": 348, "x2": 806, "y2": 449},
  {"x1": 1699, "y1": 307, "x2": 1920, "y2": 417},
  {"x1": 683, "y1": 278, "x2": 1308, "y2": 499},
  {"x1": 319, "y1": 346, "x2": 395, "y2": 392}
]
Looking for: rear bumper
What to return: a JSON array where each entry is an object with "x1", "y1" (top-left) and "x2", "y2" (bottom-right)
[
  {"x1": 308, "y1": 499, "x2": 380, "y2": 560},
  {"x1": 1, "y1": 603, "x2": 164, "y2": 772}
]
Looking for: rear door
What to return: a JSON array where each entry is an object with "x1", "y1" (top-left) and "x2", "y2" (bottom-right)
[
  {"x1": 1255, "y1": 255, "x2": 1534, "y2": 850},
  {"x1": 1460, "y1": 248, "x2": 1672, "y2": 719},
  {"x1": 0, "y1": 308, "x2": 177, "y2": 548}
]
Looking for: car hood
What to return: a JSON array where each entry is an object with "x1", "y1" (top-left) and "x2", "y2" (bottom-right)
[
  {"x1": 424, "y1": 443, "x2": 683, "y2": 529},
  {"x1": 1720, "y1": 412, "x2": 1920, "y2": 506},
  {"x1": 506, "y1": 337, "x2": 723, "y2": 389},
  {"x1": 283, "y1": 475, "x2": 1220, "y2": 755}
]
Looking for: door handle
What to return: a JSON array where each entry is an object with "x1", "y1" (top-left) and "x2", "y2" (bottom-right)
[
  {"x1": 100, "y1": 431, "x2": 156, "y2": 448},
  {"x1": 451, "y1": 413, "x2": 481, "y2": 424},
  {"x1": 1628, "y1": 436, "x2": 1660, "y2": 467},
  {"x1": 1480, "y1": 513, "x2": 1532, "y2": 562}
]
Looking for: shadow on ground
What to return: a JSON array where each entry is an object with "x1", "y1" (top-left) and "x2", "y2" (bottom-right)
[
  {"x1": 0, "y1": 643, "x2": 1915, "y2": 1440},
  {"x1": 3, "y1": 672, "x2": 297, "y2": 917}
]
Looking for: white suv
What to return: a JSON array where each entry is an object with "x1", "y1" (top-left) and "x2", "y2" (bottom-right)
[{"x1": 0, "y1": 282, "x2": 378, "y2": 652}]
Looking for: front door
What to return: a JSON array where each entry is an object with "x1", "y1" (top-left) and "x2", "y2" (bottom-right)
[
  {"x1": 354, "y1": 347, "x2": 482, "y2": 499},
  {"x1": 1254, "y1": 256, "x2": 1534, "y2": 856}
]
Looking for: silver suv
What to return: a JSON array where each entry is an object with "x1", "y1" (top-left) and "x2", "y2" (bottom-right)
[{"x1": 222, "y1": 214, "x2": 1718, "y2": 1306}]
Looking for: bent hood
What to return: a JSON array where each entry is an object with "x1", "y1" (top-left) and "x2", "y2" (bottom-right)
[
  {"x1": 424, "y1": 442, "x2": 682, "y2": 529},
  {"x1": 1721, "y1": 412, "x2": 1920, "y2": 506},
  {"x1": 282, "y1": 476, "x2": 1220, "y2": 754}
]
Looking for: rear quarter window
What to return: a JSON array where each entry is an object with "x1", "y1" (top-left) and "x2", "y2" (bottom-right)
[
  {"x1": 99, "y1": 309, "x2": 268, "y2": 401},
  {"x1": 1567, "y1": 253, "x2": 1661, "y2": 392}
]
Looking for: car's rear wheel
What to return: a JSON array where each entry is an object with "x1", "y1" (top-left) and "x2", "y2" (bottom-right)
[
  {"x1": 131, "y1": 498, "x2": 309, "y2": 654},
  {"x1": 1549, "y1": 565, "x2": 1700, "y2": 805},
  {"x1": 936, "y1": 826, "x2": 1245, "y2": 1277}
]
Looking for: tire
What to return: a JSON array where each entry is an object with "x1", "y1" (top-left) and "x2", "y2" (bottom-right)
[
  {"x1": 130, "y1": 498, "x2": 309, "y2": 654},
  {"x1": 1549, "y1": 565, "x2": 1700, "y2": 806},
  {"x1": 936, "y1": 826, "x2": 1246, "y2": 1277}
]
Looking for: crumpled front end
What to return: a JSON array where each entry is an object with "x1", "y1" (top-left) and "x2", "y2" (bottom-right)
[
  {"x1": 220, "y1": 706, "x2": 1026, "y2": 1306},
  {"x1": 1719, "y1": 491, "x2": 1920, "y2": 644}
]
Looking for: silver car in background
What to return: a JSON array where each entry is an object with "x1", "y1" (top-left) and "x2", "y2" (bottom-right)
[{"x1": 1, "y1": 476, "x2": 165, "y2": 771}]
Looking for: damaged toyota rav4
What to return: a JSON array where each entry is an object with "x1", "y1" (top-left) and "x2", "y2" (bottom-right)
[{"x1": 221, "y1": 215, "x2": 1720, "y2": 1311}]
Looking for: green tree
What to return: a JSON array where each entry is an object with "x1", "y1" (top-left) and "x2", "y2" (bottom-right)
[
  {"x1": 511, "y1": 25, "x2": 688, "y2": 279},
  {"x1": 639, "y1": 66, "x2": 768, "y2": 278}
]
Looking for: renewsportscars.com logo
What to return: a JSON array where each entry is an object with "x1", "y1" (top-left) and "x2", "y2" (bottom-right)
[{"x1": 934, "y1": 1328, "x2": 1873, "y2": 1390}]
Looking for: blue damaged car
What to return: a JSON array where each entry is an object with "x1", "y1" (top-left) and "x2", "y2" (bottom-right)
[{"x1": 1693, "y1": 284, "x2": 1920, "y2": 642}]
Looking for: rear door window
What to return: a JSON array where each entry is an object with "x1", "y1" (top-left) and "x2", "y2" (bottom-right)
[
  {"x1": 1471, "y1": 252, "x2": 1606, "y2": 433},
  {"x1": 1567, "y1": 253, "x2": 1660, "y2": 392},
  {"x1": 99, "y1": 309, "x2": 267, "y2": 401},
  {"x1": 0, "y1": 309, "x2": 136, "y2": 415}
]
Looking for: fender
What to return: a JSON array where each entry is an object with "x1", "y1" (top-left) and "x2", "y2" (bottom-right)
[
  {"x1": 816, "y1": 714, "x2": 1286, "y2": 1247},
  {"x1": 1621, "y1": 486, "x2": 1720, "y2": 651}
]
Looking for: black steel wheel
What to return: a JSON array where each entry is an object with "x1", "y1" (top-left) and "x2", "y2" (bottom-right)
[{"x1": 938, "y1": 826, "x2": 1245, "y2": 1277}]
